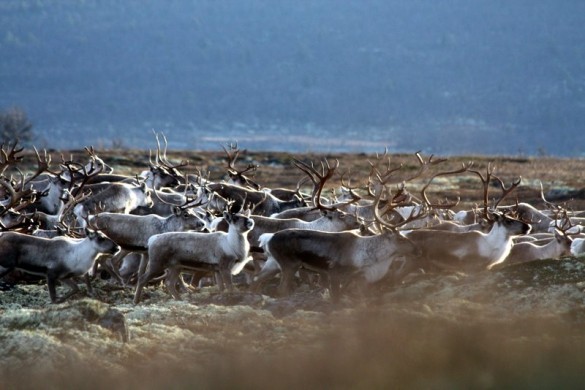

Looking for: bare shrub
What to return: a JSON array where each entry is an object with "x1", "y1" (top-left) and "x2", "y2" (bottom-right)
[{"x1": 0, "y1": 106, "x2": 34, "y2": 145}]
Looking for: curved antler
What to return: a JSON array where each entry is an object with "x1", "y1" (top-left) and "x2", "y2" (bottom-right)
[{"x1": 293, "y1": 158, "x2": 339, "y2": 211}]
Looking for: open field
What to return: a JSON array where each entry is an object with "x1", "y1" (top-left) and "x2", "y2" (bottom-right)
[
  {"x1": 1, "y1": 149, "x2": 585, "y2": 389},
  {"x1": 24, "y1": 148, "x2": 585, "y2": 208}
]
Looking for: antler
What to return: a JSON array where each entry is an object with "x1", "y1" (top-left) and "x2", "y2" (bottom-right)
[
  {"x1": 0, "y1": 141, "x2": 24, "y2": 175},
  {"x1": 57, "y1": 189, "x2": 93, "y2": 235},
  {"x1": 61, "y1": 161, "x2": 100, "y2": 196},
  {"x1": 0, "y1": 177, "x2": 40, "y2": 217},
  {"x1": 539, "y1": 181, "x2": 566, "y2": 213},
  {"x1": 371, "y1": 181, "x2": 428, "y2": 232},
  {"x1": 492, "y1": 174, "x2": 522, "y2": 209},
  {"x1": 152, "y1": 131, "x2": 189, "y2": 172},
  {"x1": 222, "y1": 142, "x2": 261, "y2": 190},
  {"x1": 293, "y1": 158, "x2": 339, "y2": 211},
  {"x1": 339, "y1": 170, "x2": 363, "y2": 204},
  {"x1": 420, "y1": 162, "x2": 471, "y2": 209},
  {"x1": 367, "y1": 150, "x2": 447, "y2": 199},
  {"x1": 468, "y1": 163, "x2": 521, "y2": 220},
  {"x1": 21, "y1": 147, "x2": 52, "y2": 186},
  {"x1": 367, "y1": 159, "x2": 428, "y2": 231}
]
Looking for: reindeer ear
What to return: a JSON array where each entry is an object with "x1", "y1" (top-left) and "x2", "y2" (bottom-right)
[
  {"x1": 223, "y1": 211, "x2": 232, "y2": 223},
  {"x1": 85, "y1": 228, "x2": 96, "y2": 238},
  {"x1": 172, "y1": 206, "x2": 181, "y2": 216}
]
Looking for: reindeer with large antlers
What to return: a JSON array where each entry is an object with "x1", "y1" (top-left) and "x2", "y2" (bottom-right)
[
  {"x1": 403, "y1": 164, "x2": 531, "y2": 273},
  {"x1": 222, "y1": 142, "x2": 261, "y2": 190},
  {"x1": 254, "y1": 162, "x2": 428, "y2": 299},
  {"x1": 0, "y1": 146, "x2": 53, "y2": 230}
]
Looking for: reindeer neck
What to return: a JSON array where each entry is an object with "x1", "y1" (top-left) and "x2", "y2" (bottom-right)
[{"x1": 226, "y1": 225, "x2": 250, "y2": 258}]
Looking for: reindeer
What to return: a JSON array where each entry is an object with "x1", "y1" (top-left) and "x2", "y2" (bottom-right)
[
  {"x1": 248, "y1": 159, "x2": 362, "y2": 246},
  {"x1": 222, "y1": 142, "x2": 261, "y2": 190},
  {"x1": 503, "y1": 230, "x2": 573, "y2": 266},
  {"x1": 252, "y1": 167, "x2": 428, "y2": 298},
  {"x1": 256, "y1": 228, "x2": 417, "y2": 298},
  {"x1": 73, "y1": 181, "x2": 154, "y2": 228},
  {"x1": 0, "y1": 229, "x2": 120, "y2": 303},
  {"x1": 133, "y1": 208, "x2": 254, "y2": 304},
  {"x1": 90, "y1": 204, "x2": 206, "y2": 282},
  {"x1": 205, "y1": 182, "x2": 304, "y2": 216},
  {"x1": 499, "y1": 200, "x2": 580, "y2": 266},
  {"x1": 403, "y1": 164, "x2": 531, "y2": 273}
]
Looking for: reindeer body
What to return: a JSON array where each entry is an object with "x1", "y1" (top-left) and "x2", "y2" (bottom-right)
[
  {"x1": 74, "y1": 182, "x2": 153, "y2": 226},
  {"x1": 405, "y1": 214, "x2": 531, "y2": 272},
  {"x1": 207, "y1": 183, "x2": 304, "y2": 216},
  {"x1": 504, "y1": 229, "x2": 573, "y2": 265},
  {"x1": 256, "y1": 228, "x2": 419, "y2": 297},
  {"x1": 91, "y1": 208, "x2": 206, "y2": 284},
  {"x1": 248, "y1": 209, "x2": 360, "y2": 246},
  {"x1": 133, "y1": 211, "x2": 254, "y2": 303},
  {"x1": 0, "y1": 230, "x2": 119, "y2": 302},
  {"x1": 92, "y1": 208, "x2": 205, "y2": 250}
]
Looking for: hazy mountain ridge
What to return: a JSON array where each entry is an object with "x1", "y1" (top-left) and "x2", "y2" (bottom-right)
[{"x1": 1, "y1": 1, "x2": 584, "y2": 155}]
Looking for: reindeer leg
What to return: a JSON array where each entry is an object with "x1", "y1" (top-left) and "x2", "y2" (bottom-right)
[
  {"x1": 277, "y1": 263, "x2": 299, "y2": 297},
  {"x1": 59, "y1": 278, "x2": 81, "y2": 302},
  {"x1": 164, "y1": 267, "x2": 183, "y2": 300},
  {"x1": 84, "y1": 274, "x2": 95, "y2": 297},
  {"x1": 0, "y1": 266, "x2": 15, "y2": 279},
  {"x1": 250, "y1": 257, "x2": 280, "y2": 293},
  {"x1": 47, "y1": 275, "x2": 59, "y2": 303},
  {"x1": 219, "y1": 266, "x2": 234, "y2": 293}
]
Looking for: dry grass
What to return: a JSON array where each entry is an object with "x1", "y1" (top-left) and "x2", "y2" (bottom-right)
[{"x1": 19, "y1": 148, "x2": 585, "y2": 209}]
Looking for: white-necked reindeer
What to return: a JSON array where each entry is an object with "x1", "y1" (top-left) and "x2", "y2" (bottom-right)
[
  {"x1": 91, "y1": 204, "x2": 206, "y2": 283},
  {"x1": 0, "y1": 229, "x2": 120, "y2": 303},
  {"x1": 404, "y1": 165, "x2": 531, "y2": 272},
  {"x1": 501, "y1": 206, "x2": 577, "y2": 266},
  {"x1": 133, "y1": 208, "x2": 254, "y2": 304}
]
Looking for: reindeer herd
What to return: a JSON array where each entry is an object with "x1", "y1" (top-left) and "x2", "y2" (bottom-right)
[{"x1": 0, "y1": 134, "x2": 584, "y2": 305}]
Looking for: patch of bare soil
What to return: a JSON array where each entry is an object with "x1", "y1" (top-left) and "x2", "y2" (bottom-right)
[{"x1": 2, "y1": 150, "x2": 585, "y2": 388}]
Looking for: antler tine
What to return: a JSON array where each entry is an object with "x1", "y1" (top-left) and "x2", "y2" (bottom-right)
[
  {"x1": 372, "y1": 182, "x2": 427, "y2": 231},
  {"x1": 401, "y1": 151, "x2": 449, "y2": 183},
  {"x1": 293, "y1": 158, "x2": 339, "y2": 211},
  {"x1": 22, "y1": 146, "x2": 52, "y2": 186},
  {"x1": 468, "y1": 163, "x2": 497, "y2": 220},
  {"x1": 340, "y1": 170, "x2": 363, "y2": 203},
  {"x1": 492, "y1": 174, "x2": 522, "y2": 209},
  {"x1": 153, "y1": 130, "x2": 165, "y2": 167},
  {"x1": 420, "y1": 162, "x2": 470, "y2": 209},
  {"x1": 84, "y1": 146, "x2": 97, "y2": 158},
  {"x1": 0, "y1": 141, "x2": 25, "y2": 175},
  {"x1": 539, "y1": 181, "x2": 564, "y2": 212},
  {"x1": 222, "y1": 142, "x2": 240, "y2": 171},
  {"x1": 160, "y1": 133, "x2": 170, "y2": 165}
]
